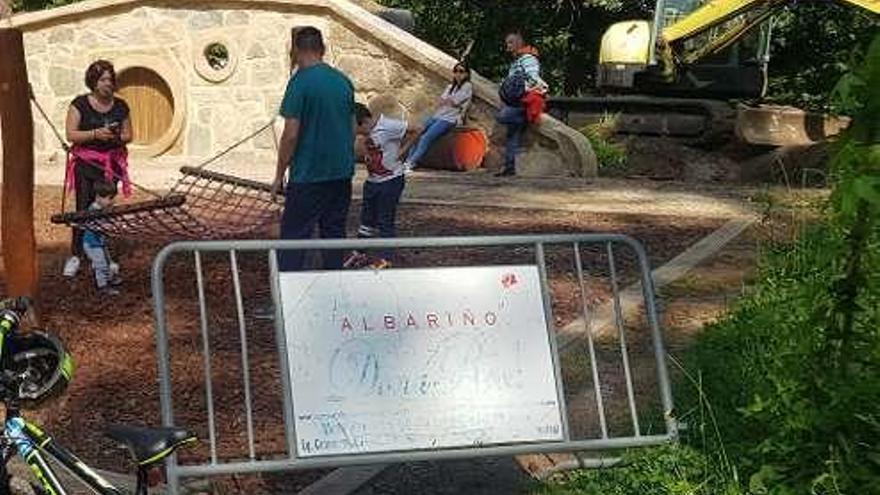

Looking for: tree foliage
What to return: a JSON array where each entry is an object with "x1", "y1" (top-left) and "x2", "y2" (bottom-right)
[
  {"x1": 543, "y1": 34, "x2": 880, "y2": 495},
  {"x1": 379, "y1": 0, "x2": 652, "y2": 94},
  {"x1": 9, "y1": 0, "x2": 78, "y2": 11},
  {"x1": 11, "y1": 0, "x2": 878, "y2": 108},
  {"x1": 380, "y1": 0, "x2": 878, "y2": 108},
  {"x1": 766, "y1": 3, "x2": 879, "y2": 111}
]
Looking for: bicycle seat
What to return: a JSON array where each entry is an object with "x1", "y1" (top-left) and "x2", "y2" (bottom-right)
[{"x1": 104, "y1": 425, "x2": 196, "y2": 466}]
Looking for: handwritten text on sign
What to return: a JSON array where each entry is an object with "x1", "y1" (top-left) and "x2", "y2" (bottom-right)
[{"x1": 280, "y1": 265, "x2": 565, "y2": 457}]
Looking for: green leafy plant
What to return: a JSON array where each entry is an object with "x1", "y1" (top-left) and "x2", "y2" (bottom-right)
[
  {"x1": 537, "y1": 445, "x2": 741, "y2": 495},
  {"x1": 684, "y1": 34, "x2": 880, "y2": 495},
  {"x1": 541, "y1": 34, "x2": 880, "y2": 495},
  {"x1": 580, "y1": 113, "x2": 627, "y2": 172},
  {"x1": 765, "y1": 4, "x2": 879, "y2": 112}
]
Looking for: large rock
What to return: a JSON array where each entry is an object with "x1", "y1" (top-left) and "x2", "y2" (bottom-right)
[
  {"x1": 336, "y1": 54, "x2": 389, "y2": 92},
  {"x1": 188, "y1": 11, "x2": 223, "y2": 30},
  {"x1": 187, "y1": 124, "x2": 212, "y2": 156},
  {"x1": 225, "y1": 11, "x2": 250, "y2": 26},
  {"x1": 250, "y1": 58, "x2": 284, "y2": 87},
  {"x1": 48, "y1": 66, "x2": 80, "y2": 97},
  {"x1": 47, "y1": 26, "x2": 73, "y2": 44},
  {"x1": 516, "y1": 150, "x2": 570, "y2": 177}
]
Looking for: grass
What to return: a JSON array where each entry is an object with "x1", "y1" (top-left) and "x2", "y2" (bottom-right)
[
  {"x1": 538, "y1": 221, "x2": 880, "y2": 494},
  {"x1": 579, "y1": 114, "x2": 627, "y2": 173}
]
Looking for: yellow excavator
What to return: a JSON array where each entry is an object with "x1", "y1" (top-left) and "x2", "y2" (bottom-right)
[{"x1": 549, "y1": 0, "x2": 880, "y2": 145}]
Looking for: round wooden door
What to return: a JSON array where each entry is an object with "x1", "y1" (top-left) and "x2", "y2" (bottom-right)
[{"x1": 115, "y1": 67, "x2": 174, "y2": 146}]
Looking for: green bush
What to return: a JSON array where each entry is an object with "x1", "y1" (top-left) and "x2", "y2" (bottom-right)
[
  {"x1": 580, "y1": 115, "x2": 627, "y2": 172},
  {"x1": 683, "y1": 224, "x2": 880, "y2": 494},
  {"x1": 540, "y1": 221, "x2": 879, "y2": 495},
  {"x1": 541, "y1": 34, "x2": 880, "y2": 495},
  {"x1": 538, "y1": 445, "x2": 740, "y2": 495}
]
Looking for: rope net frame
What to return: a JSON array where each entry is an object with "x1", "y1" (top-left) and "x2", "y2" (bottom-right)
[
  {"x1": 51, "y1": 167, "x2": 283, "y2": 242},
  {"x1": 47, "y1": 113, "x2": 285, "y2": 242}
]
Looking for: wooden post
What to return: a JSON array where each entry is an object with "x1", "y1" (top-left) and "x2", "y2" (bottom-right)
[{"x1": 0, "y1": 29, "x2": 39, "y2": 301}]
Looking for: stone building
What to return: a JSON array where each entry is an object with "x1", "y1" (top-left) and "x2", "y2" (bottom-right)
[{"x1": 4, "y1": 0, "x2": 595, "y2": 187}]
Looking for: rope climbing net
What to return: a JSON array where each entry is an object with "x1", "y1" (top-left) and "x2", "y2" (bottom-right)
[
  {"x1": 32, "y1": 89, "x2": 284, "y2": 242},
  {"x1": 50, "y1": 167, "x2": 283, "y2": 242}
]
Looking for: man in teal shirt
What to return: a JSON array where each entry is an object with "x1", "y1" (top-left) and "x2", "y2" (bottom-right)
[{"x1": 272, "y1": 26, "x2": 356, "y2": 270}]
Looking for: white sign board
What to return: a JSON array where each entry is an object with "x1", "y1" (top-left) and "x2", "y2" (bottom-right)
[{"x1": 279, "y1": 265, "x2": 564, "y2": 457}]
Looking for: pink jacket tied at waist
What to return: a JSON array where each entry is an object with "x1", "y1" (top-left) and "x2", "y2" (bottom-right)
[{"x1": 66, "y1": 145, "x2": 132, "y2": 197}]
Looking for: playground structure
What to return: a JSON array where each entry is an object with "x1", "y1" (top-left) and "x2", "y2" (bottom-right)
[
  {"x1": 0, "y1": 0, "x2": 598, "y2": 305},
  {"x1": 9, "y1": 0, "x2": 593, "y2": 178},
  {"x1": 0, "y1": 30, "x2": 38, "y2": 301}
]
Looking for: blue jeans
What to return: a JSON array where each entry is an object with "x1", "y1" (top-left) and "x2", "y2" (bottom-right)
[
  {"x1": 406, "y1": 118, "x2": 455, "y2": 167},
  {"x1": 496, "y1": 105, "x2": 526, "y2": 170},
  {"x1": 279, "y1": 179, "x2": 352, "y2": 271},
  {"x1": 358, "y1": 175, "x2": 405, "y2": 260},
  {"x1": 83, "y1": 245, "x2": 112, "y2": 289}
]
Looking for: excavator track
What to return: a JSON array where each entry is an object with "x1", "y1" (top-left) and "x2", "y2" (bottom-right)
[
  {"x1": 547, "y1": 96, "x2": 851, "y2": 146},
  {"x1": 547, "y1": 95, "x2": 736, "y2": 143}
]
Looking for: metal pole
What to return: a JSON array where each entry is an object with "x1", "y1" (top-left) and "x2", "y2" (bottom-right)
[
  {"x1": 194, "y1": 252, "x2": 218, "y2": 465},
  {"x1": 573, "y1": 243, "x2": 608, "y2": 438},
  {"x1": 535, "y1": 243, "x2": 570, "y2": 442},
  {"x1": 230, "y1": 250, "x2": 257, "y2": 460},
  {"x1": 627, "y1": 240, "x2": 678, "y2": 439},
  {"x1": 606, "y1": 243, "x2": 641, "y2": 436},
  {"x1": 150, "y1": 247, "x2": 179, "y2": 494},
  {"x1": 269, "y1": 250, "x2": 297, "y2": 458}
]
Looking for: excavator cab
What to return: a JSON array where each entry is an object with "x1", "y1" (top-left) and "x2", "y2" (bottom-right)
[{"x1": 598, "y1": 0, "x2": 773, "y2": 98}]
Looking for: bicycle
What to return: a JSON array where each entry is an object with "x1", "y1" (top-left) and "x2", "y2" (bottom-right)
[{"x1": 0, "y1": 297, "x2": 197, "y2": 495}]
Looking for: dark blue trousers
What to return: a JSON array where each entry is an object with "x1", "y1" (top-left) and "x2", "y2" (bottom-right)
[
  {"x1": 358, "y1": 175, "x2": 405, "y2": 260},
  {"x1": 279, "y1": 179, "x2": 352, "y2": 271}
]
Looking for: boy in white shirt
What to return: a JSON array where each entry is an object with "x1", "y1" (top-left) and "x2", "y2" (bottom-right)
[{"x1": 345, "y1": 103, "x2": 418, "y2": 269}]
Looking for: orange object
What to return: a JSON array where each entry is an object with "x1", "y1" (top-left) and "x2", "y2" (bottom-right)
[{"x1": 421, "y1": 127, "x2": 488, "y2": 171}]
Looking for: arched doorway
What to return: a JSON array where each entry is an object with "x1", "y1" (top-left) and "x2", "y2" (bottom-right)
[{"x1": 115, "y1": 67, "x2": 174, "y2": 146}]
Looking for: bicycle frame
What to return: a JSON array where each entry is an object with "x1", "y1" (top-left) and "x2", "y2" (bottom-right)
[{"x1": 2, "y1": 408, "x2": 124, "y2": 495}]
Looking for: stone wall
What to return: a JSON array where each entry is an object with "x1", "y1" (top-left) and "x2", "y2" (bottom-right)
[{"x1": 12, "y1": 0, "x2": 595, "y2": 188}]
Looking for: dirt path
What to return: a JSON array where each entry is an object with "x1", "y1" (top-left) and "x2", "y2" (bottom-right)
[
  {"x1": 399, "y1": 170, "x2": 754, "y2": 219},
  {"x1": 525, "y1": 223, "x2": 761, "y2": 482},
  {"x1": 32, "y1": 167, "x2": 756, "y2": 219},
  {"x1": 0, "y1": 175, "x2": 767, "y2": 495},
  {"x1": 339, "y1": 219, "x2": 761, "y2": 495}
]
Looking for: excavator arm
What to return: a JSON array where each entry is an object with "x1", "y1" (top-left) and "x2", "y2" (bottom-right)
[
  {"x1": 664, "y1": 0, "x2": 879, "y2": 43},
  {"x1": 661, "y1": 0, "x2": 879, "y2": 66},
  {"x1": 663, "y1": 0, "x2": 783, "y2": 43}
]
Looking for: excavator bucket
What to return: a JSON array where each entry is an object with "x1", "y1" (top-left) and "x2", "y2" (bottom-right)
[{"x1": 735, "y1": 105, "x2": 851, "y2": 146}]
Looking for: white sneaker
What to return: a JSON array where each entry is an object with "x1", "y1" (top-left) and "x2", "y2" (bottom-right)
[
  {"x1": 63, "y1": 256, "x2": 80, "y2": 278},
  {"x1": 109, "y1": 262, "x2": 119, "y2": 276}
]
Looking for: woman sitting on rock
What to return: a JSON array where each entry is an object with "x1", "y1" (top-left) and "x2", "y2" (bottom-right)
[{"x1": 402, "y1": 62, "x2": 473, "y2": 172}]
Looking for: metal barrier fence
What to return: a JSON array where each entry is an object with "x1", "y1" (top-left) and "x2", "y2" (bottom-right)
[{"x1": 151, "y1": 235, "x2": 678, "y2": 493}]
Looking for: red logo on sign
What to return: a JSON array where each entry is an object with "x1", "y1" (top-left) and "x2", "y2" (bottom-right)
[{"x1": 501, "y1": 273, "x2": 518, "y2": 289}]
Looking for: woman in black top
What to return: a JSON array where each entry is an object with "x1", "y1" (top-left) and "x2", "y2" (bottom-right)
[{"x1": 62, "y1": 60, "x2": 132, "y2": 278}]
